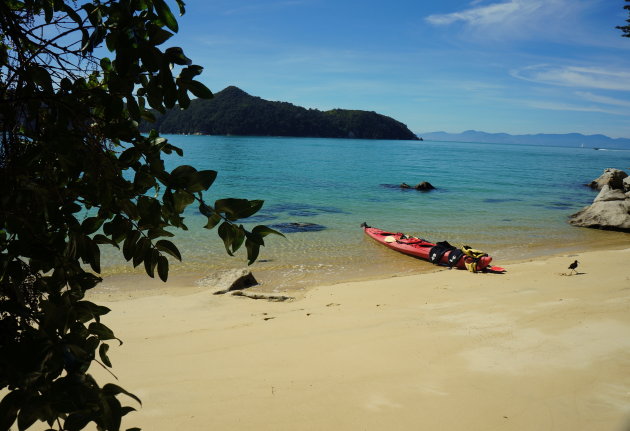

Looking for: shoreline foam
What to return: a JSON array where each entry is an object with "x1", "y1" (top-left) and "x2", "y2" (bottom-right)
[{"x1": 97, "y1": 232, "x2": 630, "y2": 298}]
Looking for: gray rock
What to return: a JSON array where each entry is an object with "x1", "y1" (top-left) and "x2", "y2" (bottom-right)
[
  {"x1": 569, "y1": 185, "x2": 630, "y2": 232},
  {"x1": 587, "y1": 168, "x2": 628, "y2": 190},
  {"x1": 593, "y1": 185, "x2": 627, "y2": 202},
  {"x1": 624, "y1": 176, "x2": 630, "y2": 192},
  {"x1": 196, "y1": 268, "x2": 259, "y2": 295}
]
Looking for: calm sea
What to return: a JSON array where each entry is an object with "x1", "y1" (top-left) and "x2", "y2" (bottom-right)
[{"x1": 101, "y1": 135, "x2": 630, "y2": 291}]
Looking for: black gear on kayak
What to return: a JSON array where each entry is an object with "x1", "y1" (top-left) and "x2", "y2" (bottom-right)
[
  {"x1": 429, "y1": 241, "x2": 456, "y2": 264},
  {"x1": 447, "y1": 248, "x2": 465, "y2": 268}
]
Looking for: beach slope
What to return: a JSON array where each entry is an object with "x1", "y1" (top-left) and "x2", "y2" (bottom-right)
[{"x1": 93, "y1": 248, "x2": 630, "y2": 431}]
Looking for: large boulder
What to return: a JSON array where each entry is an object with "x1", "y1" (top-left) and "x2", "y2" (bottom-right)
[
  {"x1": 569, "y1": 185, "x2": 630, "y2": 232},
  {"x1": 587, "y1": 168, "x2": 628, "y2": 190}
]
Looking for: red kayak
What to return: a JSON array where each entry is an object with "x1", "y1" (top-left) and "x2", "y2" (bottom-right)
[{"x1": 361, "y1": 223, "x2": 505, "y2": 273}]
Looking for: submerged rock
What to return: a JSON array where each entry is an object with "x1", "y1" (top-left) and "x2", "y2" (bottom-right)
[
  {"x1": 400, "y1": 181, "x2": 436, "y2": 191},
  {"x1": 570, "y1": 169, "x2": 630, "y2": 232},
  {"x1": 414, "y1": 181, "x2": 435, "y2": 191},
  {"x1": 270, "y1": 222, "x2": 326, "y2": 233}
]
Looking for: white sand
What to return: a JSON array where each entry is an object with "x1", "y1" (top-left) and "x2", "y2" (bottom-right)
[{"x1": 89, "y1": 248, "x2": 630, "y2": 430}]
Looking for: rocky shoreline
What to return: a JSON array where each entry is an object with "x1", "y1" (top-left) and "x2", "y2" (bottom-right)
[{"x1": 569, "y1": 168, "x2": 630, "y2": 232}]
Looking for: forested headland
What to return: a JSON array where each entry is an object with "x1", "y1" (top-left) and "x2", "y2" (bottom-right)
[{"x1": 141, "y1": 86, "x2": 420, "y2": 140}]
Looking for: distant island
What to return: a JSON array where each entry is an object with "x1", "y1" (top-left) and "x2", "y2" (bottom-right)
[
  {"x1": 419, "y1": 130, "x2": 630, "y2": 150},
  {"x1": 141, "y1": 86, "x2": 419, "y2": 140}
]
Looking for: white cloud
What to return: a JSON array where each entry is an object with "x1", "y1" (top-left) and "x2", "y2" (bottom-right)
[
  {"x1": 518, "y1": 99, "x2": 629, "y2": 116},
  {"x1": 426, "y1": 0, "x2": 532, "y2": 26},
  {"x1": 575, "y1": 91, "x2": 630, "y2": 107},
  {"x1": 424, "y1": 0, "x2": 597, "y2": 42},
  {"x1": 511, "y1": 65, "x2": 630, "y2": 91}
]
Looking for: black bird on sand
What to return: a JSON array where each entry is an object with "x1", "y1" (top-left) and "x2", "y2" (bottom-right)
[{"x1": 568, "y1": 260, "x2": 579, "y2": 275}]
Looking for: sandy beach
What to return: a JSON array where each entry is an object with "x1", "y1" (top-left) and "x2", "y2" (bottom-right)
[{"x1": 89, "y1": 247, "x2": 630, "y2": 431}]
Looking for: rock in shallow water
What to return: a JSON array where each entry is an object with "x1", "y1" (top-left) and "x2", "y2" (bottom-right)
[
  {"x1": 270, "y1": 222, "x2": 326, "y2": 233},
  {"x1": 570, "y1": 173, "x2": 630, "y2": 232}
]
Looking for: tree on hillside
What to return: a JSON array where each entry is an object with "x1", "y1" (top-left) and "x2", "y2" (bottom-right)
[
  {"x1": 618, "y1": 0, "x2": 630, "y2": 36},
  {"x1": 0, "y1": 1, "x2": 279, "y2": 430}
]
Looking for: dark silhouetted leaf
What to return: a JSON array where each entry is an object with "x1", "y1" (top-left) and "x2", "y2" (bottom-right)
[
  {"x1": 155, "y1": 240, "x2": 181, "y2": 261},
  {"x1": 156, "y1": 255, "x2": 168, "y2": 282},
  {"x1": 99, "y1": 343, "x2": 112, "y2": 367}
]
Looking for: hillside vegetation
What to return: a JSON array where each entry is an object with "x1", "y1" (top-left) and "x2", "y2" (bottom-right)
[{"x1": 141, "y1": 86, "x2": 419, "y2": 140}]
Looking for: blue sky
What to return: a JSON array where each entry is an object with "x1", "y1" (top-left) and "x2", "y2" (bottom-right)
[{"x1": 170, "y1": 0, "x2": 630, "y2": 138}]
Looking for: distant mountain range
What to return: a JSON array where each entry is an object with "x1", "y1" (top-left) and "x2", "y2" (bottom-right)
[
  {"x1": 419, "y1": 130, "x2": 630, "y2": 149},
  {"x1": 142, "y1": 86, "x2": 419, "y2": 140}
]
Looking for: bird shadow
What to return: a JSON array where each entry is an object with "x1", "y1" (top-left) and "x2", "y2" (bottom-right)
[{"x1": 560, "y1": 272, "x2": 586, "y2": 276}]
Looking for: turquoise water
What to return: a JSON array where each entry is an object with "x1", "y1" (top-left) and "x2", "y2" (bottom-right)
[{"x1": 102, "y1": 135, "x2": 630, "y2": 290}]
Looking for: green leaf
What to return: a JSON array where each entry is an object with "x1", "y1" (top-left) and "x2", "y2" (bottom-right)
[
  {"x1": 199, "y1": 203, "x2": 213, "y2": 217},
  {"x1": 75, "y1": 300, "x2": 111, "y2": 323},
  {"x1": 99, "y1": 343, "x2": 112, "y2": 367},
  {"x1": 93, "y1": 234, "x2": 119, "y2": 248},
  {"x1": 153, "y1": 0, "x2": 179, "y2": 32},
  {"x1": 164, "y1": 47, "x2": 191, "y2": 66},
  {"x1": 217, "y1": 222, "x2": 235, "y2": 256},
  {"x1": 204, "y1": 213, "x2": 221, "y2": 230},
  {"x1": 148, "y1": 26, "x2": 174, "y2": 45},
  {"x1": 82, "y1": 217, "x2": 104, "y2": 235},
  {"x1": 143, "y1": 248, "x2": 159, "y2": 278},
  {"x1": 87, "y1": 237, "x2": 101, "y2": 273},
  {"x1": 177, "y1": 85, "x2": 191, "y2": 109},
  {"x1": 252, "y1": 225, "x2": 285, "y2": 238},
  {"x1": 132, "y1": 237, "x2": 151, "y2": 267},
  {"x1": 101, "y1": 57, "x2": 113, "y2": 72},
  {"x1": 232, "y1": 226, "x2": 245, "y2": 252},
  {"x1": 245, "y1": 239, "x2": 260, "y2": 265},
  {"x1": 187, "y1": 80, "x2": 213, "y2": 99},
  {"x1": 175, "y1": 0, "x2": 186, "y2": 15},
  {"x1": 157, "y1": 255, "x2": 169, "y2": 282},
  {"x1": 196, "y1": 170, "x2": 217, "y2": 190},
  {"x1": 0, "y1": 391, "x2": 20, "y2": 431},
  {"x1": 88, "y1": 322, "x2": 117, "y2": 341},
  {"x1": 64, "y1": 413, "x2": 92, "y2": 431},
  {"x1": 17, "y1": 401, "x2": 38, "y2": 431},
  {"x1": 214, "y1": 199, "x2": 264, "y2": 221},
  {"x1": 155, "y1": 240, "x2": 181, "y2": 261},
  {"x1": 172, "y1": 190, "x2": 194, "y2": 213},
  {"x1": 102, "y1": 384, "x2": 142, "y2": 406},
  {"x1": 123, "y1": 230, "x2": 141, "y2": 261},
  {"x1": 169, "y1": 165, "x2": 197, "y2": 188}
]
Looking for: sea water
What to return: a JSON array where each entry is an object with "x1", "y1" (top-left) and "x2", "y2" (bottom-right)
[{"x1": 101, "y1": 135, "x2": 630, "y2": 290}]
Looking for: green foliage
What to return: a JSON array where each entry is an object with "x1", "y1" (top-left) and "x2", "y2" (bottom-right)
[
  {"x1": 0, "y1": 1, "x2": 281, "y2": 430},
  {"x1": 618, "y1": 0, "x2": 630, "y2": 37},
  {"x1": 141, "y1": 86, "x2": 420, "y2": 140}
]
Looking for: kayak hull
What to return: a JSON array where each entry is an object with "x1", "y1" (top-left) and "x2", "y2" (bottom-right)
[{"x1": 362, "y1": 225, "x2": 494, "y2": 271}]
